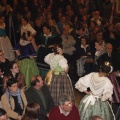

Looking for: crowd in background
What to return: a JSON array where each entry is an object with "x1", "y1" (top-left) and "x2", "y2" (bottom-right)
[{"x1": 0, "y1": 0, "x2": 120, "y2": 120}]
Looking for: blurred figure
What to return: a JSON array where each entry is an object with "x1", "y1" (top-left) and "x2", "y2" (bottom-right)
[
  {"x1": 0, "y1": 108, "x2": 9, "y2": 120},
  {"x1": 21, "y1": 103, "x2": 40, "y2": 120}
]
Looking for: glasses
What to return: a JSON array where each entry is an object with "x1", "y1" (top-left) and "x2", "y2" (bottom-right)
[{"x1": 64, "y1": 102, "x2": 73, "y2": 107}]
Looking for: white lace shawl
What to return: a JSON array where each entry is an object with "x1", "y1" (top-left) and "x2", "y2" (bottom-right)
[
  {"x1": 44, "y1": 53, "x2": 68, "y2": 71},
  {"x1": 75, "y1": 72, "x2": 113, "y2": 101}
]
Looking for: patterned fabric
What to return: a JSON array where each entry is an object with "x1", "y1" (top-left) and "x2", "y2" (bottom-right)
[
  {"x1": 79, "y1": 95, "x2": 115, "y2": 120},
  {"x1": 6, "y1": 88, "x2": 22, "y2": 109},
  {"x1": 49, "y1": 73, "x2": 74, "y2": 105}
]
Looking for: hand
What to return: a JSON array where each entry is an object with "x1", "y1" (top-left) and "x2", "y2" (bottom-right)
[
  {"x1": 47, "y1": 113, "x2": 49, "y2": 117},
  {"x1": 40, "y1": 44, "x2": 45, "y2": 47},
  {"x1": 17, "y1": 115, "x2": 22, "y2": 120},
  {"x1": 29, "y1": 55, "x2": 34, "y2": 59},
  {"x1": 48, "y1": 45, "x2": 54, "y2": 48}
]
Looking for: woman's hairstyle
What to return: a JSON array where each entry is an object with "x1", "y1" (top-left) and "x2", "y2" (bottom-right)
[
  {"x1": 58, "y1": 93, "x2": 72, "y2": 105},
  {"x1": 89, "y1": 115, "x2": 102, "y2": 120},
  {"x1": 0, "y1": 108, "x2": 6, "y2": 116},
  {"x1": 53, "y1": 43, "x2": 63, "y2": 54},
  {"x1": 100, "y1": 61, "x2": 113, "y2": 74},
  {"x1": 8, "y1": 61, "x2": 17, "y2": 69},
  {"x1": 43, "y1": 24, "x2": 52, "y2": 31},
  {"x1": 22, "y1": 103, "x2": 40, "y2": 120},
  {"x1": 7, "y1": 78, "x2": 17, "y2": 87},
  {"x1": 22, "y1": 16, "x2": 29, "y2": 23}
]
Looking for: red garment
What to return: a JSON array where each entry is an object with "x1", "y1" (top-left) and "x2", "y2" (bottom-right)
[{"x1": 49, "y1": 105, "x2": 80, "y2": 120}]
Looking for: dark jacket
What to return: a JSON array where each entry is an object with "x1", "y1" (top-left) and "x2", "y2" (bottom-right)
[{"x1": 25, "y1": 85, "x2": 54, "y2": 116}]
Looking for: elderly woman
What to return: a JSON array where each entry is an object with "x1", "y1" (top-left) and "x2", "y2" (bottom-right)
[{"x1": 1, "y1": 78, "x2": 27, "y2": 120}]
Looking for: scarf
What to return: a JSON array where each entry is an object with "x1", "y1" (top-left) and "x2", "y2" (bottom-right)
[{"x1": 6, "y1": 88, "x2": 22, "y2": 109}]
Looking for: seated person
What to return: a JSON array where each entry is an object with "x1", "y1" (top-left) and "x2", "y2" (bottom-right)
[
  {"x1": 61, "y1": 26, "x2": 76, "y2": 64},
  {"x1": 75, "y1": 37, "x2": 93, "y2": 76},
  {"x1": 49, "y1": 94, "x2": 80, "y2": 120},
  {"x1": 1, "y1": 78, "x2": 27, "y2": 120},
  {"x1": 25, "y1": 75, "x2": 54, "y2": 120}
]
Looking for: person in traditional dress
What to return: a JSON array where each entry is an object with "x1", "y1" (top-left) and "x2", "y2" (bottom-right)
[
  {"x1": 0, "y1": 14, "x2": 15, "y2": 61},
  {"x1": 44, "y1": 43, "x2": 74, "y2": 105},
  {"x1": 75, "y1": 61, "x2": 115, "y2": 120},
  {"x1": 14, "y1": 30, "x2": 39, "y2": 88},
  {"x1": 20, "y1": 16, "x2": 38, "y2": 51}
]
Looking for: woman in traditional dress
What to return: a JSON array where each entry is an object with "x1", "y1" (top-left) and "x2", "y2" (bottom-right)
[
  {"x1": 20, "y1": 16, "x2": 37, "y2": 51},
  {"x1": 0, "y1": 14, "x2": 15, "y2": 61},
  {"x1": 14, "y1": 30, "x2": 39, "y2": 88},
  {"x1": 75, "y1": 61, "x2": 115, "y2": 120},
  {"x1": 44, "y1": 43, "x2": 74, "y2": 105}
]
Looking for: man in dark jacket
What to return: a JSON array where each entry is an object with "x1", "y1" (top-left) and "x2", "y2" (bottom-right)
[{"x1": 25, "y1": 75, "x2": 54, "y2": 120}]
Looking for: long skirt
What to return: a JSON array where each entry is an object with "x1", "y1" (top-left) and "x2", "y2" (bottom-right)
[
  {"x1": 49, "y1": 73, "x2": 74, "y2": 105},
  {"x1": 19, "y1": 59, "x2": 39, "y2": 88},
  {"x1": 79, "y1": 95, "x2": 115, "y2": 120},
  {"x1": 0, "y1": 36, "x2": 15, "y2": 61}
]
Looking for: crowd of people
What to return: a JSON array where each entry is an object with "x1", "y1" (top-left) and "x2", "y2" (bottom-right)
[{"x1": 0, "y1": 0, "x2": 120, "y2": 120}]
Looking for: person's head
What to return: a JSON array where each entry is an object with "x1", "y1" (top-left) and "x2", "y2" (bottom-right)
[
  {"x1": 22, "y1": 103, "x2": 40, "y2": 120},
  {"x1": 89, "y1": 21, "x2": 97, "y2": 28},
  {"x1": 107, "y1": 23, "x2": 114, "y2": 32},
  {"x1": 106, "y1": 43, "x2": 113, "y2": 53},
  {"x1": 31, "y1": 75, "x2": 43, "y2": 89},
  {"x1": 21, "y1": 16, "x2": 29, "y2": 25},
  {"x1": 43, "y1": 24, "x2": 51, "y2": 35},
  {"x1": 95, "y1": 41, "x2": 104, "y2": 51},
  {"x1": 100, "y1": 61, "x2": 112, "y2": 74},
  {"x1": 80, "y1": 37, "x2": 87, "y2": 45},
  {"x1": 76, "y1": 27, "x2": 84, "y2": 35},
  {"x1": 60, "y1": 15, "x2": 66, "y2": 23},
  {"x1": 0, "y1": 50, "x2": 5, "y2": 61},
  {"x1": 53, "y1": 44, "x2": 63, "y2": 55},
  {"x1": 62, "y1": 26, "x2": 69, "y2": 35},
  {"x1": 89, "y1": 115, "x2": 102, "y2": 120},
  {"x1": 0, "y1": 108, "x2": 8, "y2": 120},
  {"x1": 96, "y1": 31, "x2": 103, "y2": 40},
  {"x1": 115, "y1": 23, "x2": 120, "y2": 31},
  {"x1": 58, "y1": 94, "x2": 73, "y2": 112},
  {"x1": 7, "y1": 78, "x2": 18, "y2": 93},
  {"x1": 8, "y1": 61, "x2": 19, "y2": 74},
  {"x1": 35, "y1": 17, "x2": 42, "y2": 27},
  {"x1": 0, "y1": 14, "x2": 5, "y2": 24}
]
